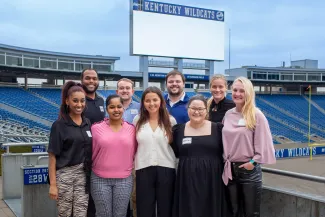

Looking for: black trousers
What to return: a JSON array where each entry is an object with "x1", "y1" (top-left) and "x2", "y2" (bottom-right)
[
  {"x1": 126, "y1": 202, "x2": 131, "y2": 217},
  {"x1": 87, "y1": 194, "x2": 96, "y2": 217},
  {"x1": 136, "y1": 166, "x2": 175, "y2": 217},
  {"x1": 226, "y1": 162, "x2": 262, "y2": 217}
]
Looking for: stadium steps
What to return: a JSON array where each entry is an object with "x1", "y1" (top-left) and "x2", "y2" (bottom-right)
[
  {"x1": 28, "y1": 89, "x2": 60, "y2": 108},
  {"x1": 0, "y1": 119, "x2": 48, "y2": 143},
  {"x1": 263, "y1": 111, "x2": 306, "y2": 135},
  {"x1": 256, "y1": 96, "x2": 325, "y2": 134},
  {"x1": 302, "y1": 95, "x2": 325, "y2": 116},
  {"x1": 0, "y1": 103, "x2": 52, "y2": 128},
  {"x1": 273, "y1": 136, "x2": 293, "y2": 144},
  {"x1": 262, "y1": 111, "x2": 307, "y2": 143}
]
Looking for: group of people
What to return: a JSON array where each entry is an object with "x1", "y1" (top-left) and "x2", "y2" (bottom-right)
[{"x1": 47, "y1": 68, "x2": 276, "y2": 217}]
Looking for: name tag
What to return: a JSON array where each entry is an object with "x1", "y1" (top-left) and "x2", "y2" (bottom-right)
[
  {"x1": 86, "y1": 131, "x2": 92, "y2": 137},
  {"x1": 182, "y1": 137, "x2": 192, "y2": 145},
  {"x1": 131, "y1": 109, "x2": 138, "y2": 115},
  {"x1": 99, "y1": 106, "x2": 104, "y2": 112},
  {"x1": 238, "y1": 118, "x2": 246, "y2": 126}
]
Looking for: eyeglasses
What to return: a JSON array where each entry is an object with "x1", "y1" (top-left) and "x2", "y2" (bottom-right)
[{"x1": 188, "y1": 107, "x2": 206, "y2": 113}]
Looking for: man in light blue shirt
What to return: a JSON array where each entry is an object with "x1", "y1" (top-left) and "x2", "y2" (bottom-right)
[{"x1": 116, "y1": 78, "x2": 141, "y2": 124}]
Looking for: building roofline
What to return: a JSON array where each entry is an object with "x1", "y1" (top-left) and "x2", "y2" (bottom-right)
[
  {"x1": 234, "y1": 66, "x2": 325, "y2": 72},
  {"x1": 0, "y1": 43, "x2": 120, "y2": 61}
]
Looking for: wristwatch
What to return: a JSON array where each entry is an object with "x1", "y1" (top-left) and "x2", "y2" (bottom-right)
[{"x1": 249, "y1": 159, "x2": 257, "y2": 166}]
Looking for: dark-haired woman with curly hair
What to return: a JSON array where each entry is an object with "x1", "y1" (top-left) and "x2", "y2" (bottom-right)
[
  {"x1": 48, "y1": 81, "x2": 92, "y2": 217},
  {"x1": 133, "y1": 86, "x2": 177, "y2": 217}
]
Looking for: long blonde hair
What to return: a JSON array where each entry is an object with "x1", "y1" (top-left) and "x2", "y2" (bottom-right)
[
  {"x1": 232, "y1": 77, "x2": 256, "y2": 130},
  {"x1": 207, "y1": 74, "x2": 228, "y2": 112}
]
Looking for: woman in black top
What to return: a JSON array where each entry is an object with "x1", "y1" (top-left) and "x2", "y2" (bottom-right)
[
  {"x1": 171, "y1": 95, "x2": 227, "y2": 217},
  {"x1": 48, "y1": 81, "x2": 92, "y2": 217},
  {"x1": 207, "y1": 74, "x2": 235, "y2": 123}
]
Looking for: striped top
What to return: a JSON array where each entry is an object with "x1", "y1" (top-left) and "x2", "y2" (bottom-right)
[{"x1": 91, "y1": 118, "x2": 137, "y2": 178}]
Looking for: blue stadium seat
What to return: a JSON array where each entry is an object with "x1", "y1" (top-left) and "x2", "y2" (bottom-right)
[
  {"x1": 98, "y1": 90, "x2": 116, "y2": 98},
  {"x1": 0, "y1": 87, "x2": 59, "y2": 122},
  {"x1": 29, "y1": 88, "x2": 62, "y2": 105},
  {"x1": 2, "y1": 86, "x2": 325, "y2": 145},
  {"x1": 0, "y1": 108, "x2": 50, "y2": 131},
  {"x1": 256, "y1": 95, "x2": 325, "y2": 142},
  {"x1": 258, "y1": 95, "x2": 325, "y2": 130}
]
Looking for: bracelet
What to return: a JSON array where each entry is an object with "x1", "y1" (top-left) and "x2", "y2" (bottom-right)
[{"x1": 249, "y1": 159, "x2": 257, "y2": 166}]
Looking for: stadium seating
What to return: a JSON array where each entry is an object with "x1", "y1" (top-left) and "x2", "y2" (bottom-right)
[
  {"x1": 29, "y1": 88, "x2": 62, "y2": 105},
  {"x1": 0, "y1": 87, "x2": 59, "y2": 122},
  {"x1": 134, "y1": 91, "x2": 143, "y2": 101},
  {"x1": 0, "y1": 107, "x2": 49, "y2": 144},
  {"x1": 199, "y1": 92, "x2": 212, "y2": 99},
  {"x1": 98, "y1": 90, "x2": 116, "y2": 98},
  {"x1": 2, "y1": 86, "x2": 325, "y2": 145},
  {"x1": 258, "y1": 95, "x2": 325, "y2": 130},
  {"x1": 0, "y1": 108, "x2": 49, "y2": 131},
  {"x1": 256, "y1": 95, "x2": 325, "y2": 142},
  {"x1": 267, "y1": 118, "x2": 306, "y2": 143},
  {"x1": 309, "y1": 95, "x2": 325, "y2": 111}
]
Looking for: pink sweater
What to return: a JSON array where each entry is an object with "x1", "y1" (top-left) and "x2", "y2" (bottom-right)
[
  {"x1": 91, "y1": 119, "x2": 137, "y2": 178},
  {"x1": 222, "y1": 108, "x2": 276, "y2": 185}
]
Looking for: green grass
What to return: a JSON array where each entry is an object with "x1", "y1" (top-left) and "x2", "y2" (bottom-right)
[{"x1": 0, "y1": 146, "x2": 33, "y2": 176}]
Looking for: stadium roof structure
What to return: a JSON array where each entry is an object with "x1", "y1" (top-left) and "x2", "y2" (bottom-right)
[
  {"x1": 0, "y1": 43, "x2": 120, "y2": 61},
  {"x1": 0, "y1": 43, "x2": 121, "y2": 80}
]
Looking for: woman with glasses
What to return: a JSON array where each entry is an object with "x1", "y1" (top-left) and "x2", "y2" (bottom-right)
[{"x1": 171, "y1": 95, "x2": 227, "y2": 217}]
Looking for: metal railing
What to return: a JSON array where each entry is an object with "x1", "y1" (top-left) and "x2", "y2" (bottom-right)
[
  {"x1": 2, "y1": 141, "x2": 48, "y2": 153},
  {"x1": 2, "y1": 141, "x2": 325, "y2": 184},
  {"x1": 0, "y1": 134, "x2": 48, "y2": 138},
  {"x1": 262, "y1": 167, "x2": 325, "y2": 183}
]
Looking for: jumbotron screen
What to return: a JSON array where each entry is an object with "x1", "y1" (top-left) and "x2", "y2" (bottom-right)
[{"x1": 130, "y1": 0, "x2": 225, "y2": 61}]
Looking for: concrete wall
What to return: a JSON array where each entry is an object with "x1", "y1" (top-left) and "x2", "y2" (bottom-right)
[
  {"x1": 261, "y1": 187, "x2": 325, "y2": 217},
  {"x1": 20, "y1": 166, "x2": 57, "y2": 217}
]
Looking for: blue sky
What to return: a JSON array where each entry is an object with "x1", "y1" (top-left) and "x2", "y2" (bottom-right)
[{"x1": 0, "y1": 0, "x2": 324, "y2": 74}]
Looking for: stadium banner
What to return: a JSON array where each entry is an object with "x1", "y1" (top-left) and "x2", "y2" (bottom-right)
[
  {"x1": 23, "y1": 167, "x2": 48, "y2": 185},
  {"x1": 275, "y1": 146, "x2": 325, "y2": 159},
  {"x1": 32, "y1": 145, "x2": 46, "y2": 152},
  {"x1": 132, "y1": 0, "x2": 224, "y2": 22},
  {"x1": 149, "y1": 73, "x2": 209, "y2": 81}
]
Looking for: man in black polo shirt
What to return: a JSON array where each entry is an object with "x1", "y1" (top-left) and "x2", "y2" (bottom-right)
[
  {"x1": 81, "y1": 68, "x2": 105, "y2": 217},
  {"x1": 81, "y1": 69, "x2": 105, "y2": 125}
]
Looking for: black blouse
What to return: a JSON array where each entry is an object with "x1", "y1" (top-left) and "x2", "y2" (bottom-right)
[
  {"x1": 209, "y1": 97, "x2": 235, "y2": 123},
  {"x1": 48, "y1": 116, "x2": 92, "y2": 193}
]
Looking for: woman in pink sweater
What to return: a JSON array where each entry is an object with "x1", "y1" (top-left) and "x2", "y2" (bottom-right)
[
  {"x1": 90, "y1": 94, "x2": 137, "y2": 217},
  {"x1": 222, "y1": 77, "x2": 276, "y2": 217}
]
